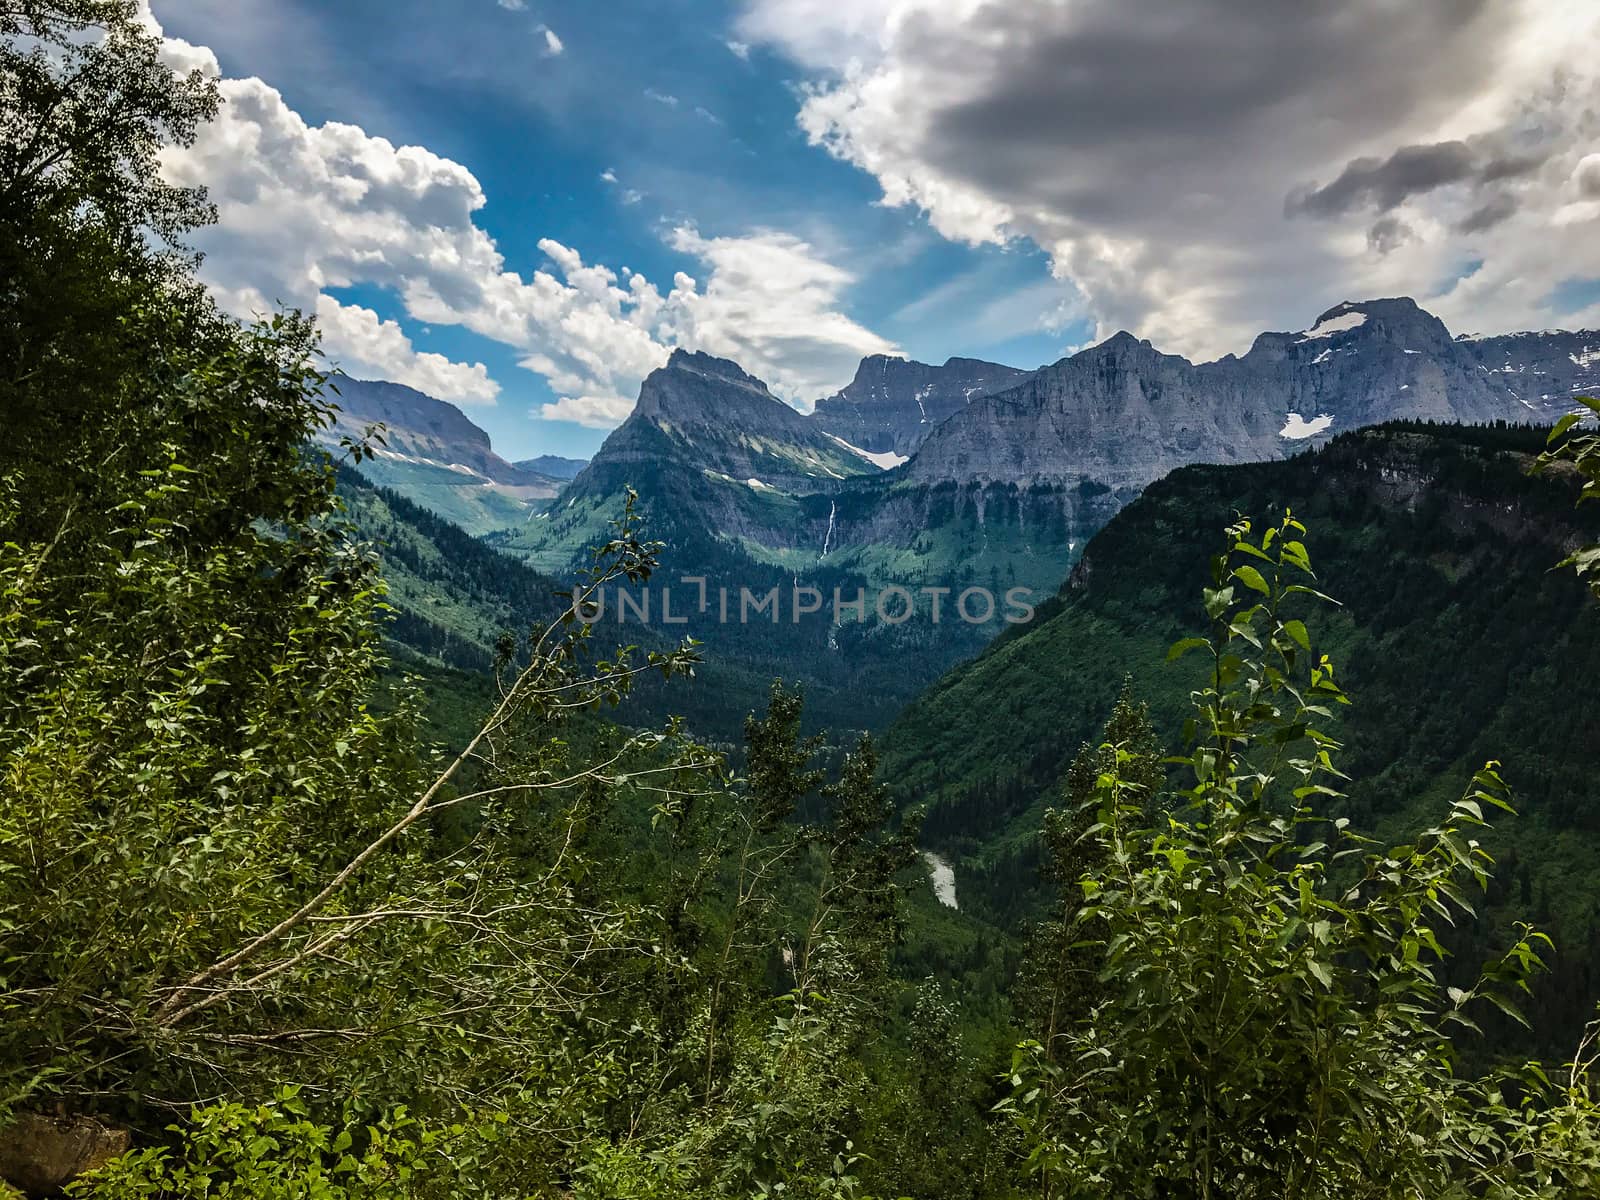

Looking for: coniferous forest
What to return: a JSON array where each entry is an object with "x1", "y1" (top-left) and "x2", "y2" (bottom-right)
[{"x1": 7, "y1": 4, "x2": 1600, "y2": 1198}]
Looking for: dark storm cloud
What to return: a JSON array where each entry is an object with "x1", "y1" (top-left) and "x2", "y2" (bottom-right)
[
  {"x1": 1289, "y1": 138, "x2": 1545, "y2": 219},
  {"x1": 903, "y1": 0, "x2": 1502, "y2": 227},
  {"x1": 1456, "y1": 192, "x2": 1518, "y2": 235},
  {"x1": 1286, "y1": 135, "x2": 1548, "y2": 222},
  {"x1": 1291, "y1": 142, "x2": 1478, "y2": 217},
  {"x1": 1366, "y1": 215, "x2": 1414, "y2": 255},
  {"x1": 754, "y1": 0, "x2": 1599, "y2": 354}
]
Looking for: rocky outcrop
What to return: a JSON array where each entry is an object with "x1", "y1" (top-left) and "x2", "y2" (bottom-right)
[
  {"x1": 0, "y1": 1113, "x2": 130, "y2": 1195},
  {"x1": 811, "y1": 355, "x2": 1030, "y2": 456},
  {"x1": 321, "y1": 378, "x2": 568, "y2": 533}
]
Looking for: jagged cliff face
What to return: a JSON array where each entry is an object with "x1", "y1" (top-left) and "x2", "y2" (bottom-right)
[
  {"x1": 502, "y1": 350, "x2": 881, "y2": 572},
  {"x1": 327, "y1": 378, "x2": 553, "y2": 487},
  {"x1": 903, "y1": 331, "x2": 1281, "y2": 490},
  {"x1": 905, "y1": 299, "x2": 1557, "y2": 490},
  {"x1": 810, "y1": 355, "x2": 1031, "y2": 457},
  {"x1": 1458, "y1": 328, "x2": 1600, "y2": 412},
  {"x1": 581, "y1": 349, "x2": 875, "y2": 493}
]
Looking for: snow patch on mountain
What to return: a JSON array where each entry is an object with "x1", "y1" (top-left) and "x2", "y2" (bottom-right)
[
  {"x1": 826, "y1": 433, "x2": 908, "y2": 470},
  {"x1": 1299, "y1": 311, "x2": 1369, "y2": 340},
  {"x1": 1280, "y1": 412, "x2": 1335, "y2": 439}
]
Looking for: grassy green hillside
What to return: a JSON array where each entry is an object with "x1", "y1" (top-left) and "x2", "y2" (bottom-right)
[{"x1": 882, "y1": 421, "x2": 1600, "y2": 1049}]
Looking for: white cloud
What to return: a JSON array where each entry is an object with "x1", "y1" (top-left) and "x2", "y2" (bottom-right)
[
  {"x1": 725, "y1": 39, "x2": 751, "y2": 60},
  {"x1": 538, "y1": 25, "x2": 563, "y2": 56},
  {"x1": 740, "y1": 0, "x2": 1600, "y2": 355},
  {"x1": 139, "y1": 4, "x2": 893, "y2": 429},
  {"x1": 598, "y1": 168, "x2": 644, "y2": 205},
  {"x1": 497, "y1": 0, "x2": 526, "y2": 10},
  {"x1": 314, "y1": 295, "x2": 500, "y2": 404},
  {"x1": 1576, "y1": 154, "x2": 1600, "y2": 199},
  {"x1": 135, "y1": 0, "x2": 219, "y2": 76},
  {"x1": 643, "y1": 88, "x2": 679, "y2": 108},
  {"x1": 654, "y1": 225, "x2": 898, "y2": 413}
]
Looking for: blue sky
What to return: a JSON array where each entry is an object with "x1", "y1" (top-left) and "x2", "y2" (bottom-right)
[
  {"x1": 154, "y1": 0, "x2": 1075, "y2": 460},
  {"x1": 149, "y1": 0, "x2": 1600, "y2": 462}
]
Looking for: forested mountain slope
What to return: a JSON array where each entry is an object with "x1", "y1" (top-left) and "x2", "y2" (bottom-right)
[
  {"x1": 883, "y1": 421, "x2": 1600, "y2": 1045},
  {"x1": 337, "y1": 466, "x2": 568, "y2": 671}
]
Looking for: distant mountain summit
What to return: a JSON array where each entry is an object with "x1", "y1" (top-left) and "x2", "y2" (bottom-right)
[
  {"x1": 386, "y1": 297, "x2": 1598, "y2": 741},
  {"x1": 510, "y1": 297, "x2": 1597, "y2": 589},
  {"x1": 321, "y1": 378, "x2": 567, "y2": 533},
  {"x1": 514, "y1": 455, "x2": 587, "y2": 481},
  {"x1": 574, "y1": 349, "x2": 875, "y2": 495},
  {"x1": 811, "y1": 354, "x2": 1030, "y2": 457}
]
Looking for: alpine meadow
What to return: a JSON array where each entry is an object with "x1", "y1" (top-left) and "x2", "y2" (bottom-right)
[{"x1": 6, "y1": 3, "x2": 1600, "y2": 1198}]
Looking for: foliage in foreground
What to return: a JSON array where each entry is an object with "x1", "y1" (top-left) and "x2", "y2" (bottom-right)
[
  {"x1": 1000, "y1": 514, "x2": 1600, "y2": 1198},
  {"x1": 9, "y1": 3, "x2": 1600, "y2": 1195},
  {"x1": 1538, "y1": 395, "x2": 1600, "y2": 600}
]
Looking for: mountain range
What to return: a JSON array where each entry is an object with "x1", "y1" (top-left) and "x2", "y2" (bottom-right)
[
  {"x1": 504, "y1": 298, "x2": 1594, "y2": 587},
  {"x1": 343, "y1": 296, "x2": 1598, "y2": 739}
]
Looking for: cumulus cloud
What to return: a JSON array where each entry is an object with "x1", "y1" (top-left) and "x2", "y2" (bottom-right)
[
  {"x1": 314, "y1": 295, "x2": 500, "y2": 403},
  {"x1": 140, "y1": 3, "x2": 892, "y2": 426},
  {"x1": 657, "y1": 226, "x2": 898, "y2": 411},
  {"x1": 739, "y1": 0, "x2": 1600, "y2": 352},
  {"x1": 725, "y1": 39, "x2": 751, "y2": 60},
  {"x1": 538, "y1": 25, "x2": 563, "y2": 56}
]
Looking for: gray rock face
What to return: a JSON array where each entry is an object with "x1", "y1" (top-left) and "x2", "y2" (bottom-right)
[
  {"x1": 811, "y1": 355, "x2": 1030, "y2": 457},
  {"x1": 516, "y1": 297, "x2": 1597, "y2": 602},
  {"x1": 326, "y1": 378, "x2": 558, "y2": 489},
  {"x1": 1456, "y1": 328, "x2": 1600, "y2": 413},
  {"x1": 904, "y1": 331, "x2": 1279, "y2": 489},
  {"x1": 576, "y1": 349, "x2": 873, "y2": 495},
  {"x1": 0, "y1": 1112, "x2": 130, "y2": 1195},
  {"x1": 907, "y1": 298, "x2": 1555, "y2": 489}
]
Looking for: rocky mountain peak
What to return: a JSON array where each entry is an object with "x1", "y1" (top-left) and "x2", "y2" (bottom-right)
[
  {"x1": 1075, "y1": 329, "x2": 1165, "y2": 366},
  {"x1": 664, "y1": 348, "x2": 772, "y2": 393},
  {"x1": 1302, "y1": 297, "x2": 1453, "y2": 352},
  {"x1": 811, "y1": 352, "x2": 1030, "y2": 456},
  {"x1": 631, "y1": 353, "x2": 784, "y2": 427},
  {"x1": 332, "y1": 378, "x2": 492, "y2": 451}
]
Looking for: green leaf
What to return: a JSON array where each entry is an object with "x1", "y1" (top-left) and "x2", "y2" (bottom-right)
[{"x1": 1233, "y1": 564, "x2": 1271, "y2": 595}]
